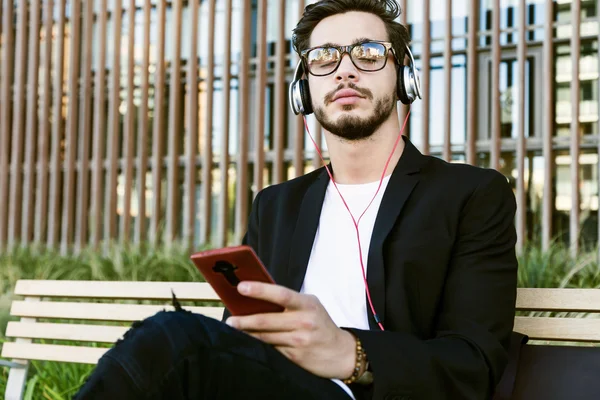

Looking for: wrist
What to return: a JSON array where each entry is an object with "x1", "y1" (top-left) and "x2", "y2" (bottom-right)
[
  {"x1": 340, "y1": 329, "x2": 369, "y2": 385},
  {"x1": 339, "y1": 329, "x2": 359, "y2": 379}
]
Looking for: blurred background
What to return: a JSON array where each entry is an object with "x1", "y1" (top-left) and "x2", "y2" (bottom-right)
[{"x1": 0, "y1": 0, "x2": 598, "y2": 256}]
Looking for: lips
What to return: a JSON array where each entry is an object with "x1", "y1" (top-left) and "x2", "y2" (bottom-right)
[{"x1": 332, "y1": 89, "x2": 364, "y2": 102}]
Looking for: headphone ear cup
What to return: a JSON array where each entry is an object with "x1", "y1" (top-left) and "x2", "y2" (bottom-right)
[
  {"x1": 397, "y1": 66, "x2": 410, "y2": 105},
  {"x1": 299, "y1": 79, "x2": 313, "y2": 115}
]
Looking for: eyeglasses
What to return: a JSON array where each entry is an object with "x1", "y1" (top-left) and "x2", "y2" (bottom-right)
[{"x1": 300, "y1": 41, "x2": 396, "y2": 77}]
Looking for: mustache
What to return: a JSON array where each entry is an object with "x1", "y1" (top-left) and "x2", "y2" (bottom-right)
[{"x1": 324, "y1": 83, "x2": 373, "y2": 105}]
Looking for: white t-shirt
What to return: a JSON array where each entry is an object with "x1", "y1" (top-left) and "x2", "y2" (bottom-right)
[{"x1": 300, "y1": 174, "x2": 391, "y2": 398}]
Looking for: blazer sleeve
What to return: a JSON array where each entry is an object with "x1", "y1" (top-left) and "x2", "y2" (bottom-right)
[{"x1": 350, "y1": 171, "x2": 518, "y2": 400}]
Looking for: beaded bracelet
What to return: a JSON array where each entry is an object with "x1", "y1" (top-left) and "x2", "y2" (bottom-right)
[{"x1": 342, "y1": 335, "x2": 366, "y2": 385}]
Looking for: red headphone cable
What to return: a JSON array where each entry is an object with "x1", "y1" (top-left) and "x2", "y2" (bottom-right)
[{"x1": 302, "y1": 107, "x2": 412, "y2": 331}]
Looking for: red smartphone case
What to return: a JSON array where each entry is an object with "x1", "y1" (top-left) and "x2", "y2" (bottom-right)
[{"x1": 190, "y1": 245, "x2": 284, "y2": 316}]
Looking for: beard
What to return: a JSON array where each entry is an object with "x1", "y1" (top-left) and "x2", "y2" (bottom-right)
[{"x1": 313, "y1": 83, "x2": 397, "y2": 142}]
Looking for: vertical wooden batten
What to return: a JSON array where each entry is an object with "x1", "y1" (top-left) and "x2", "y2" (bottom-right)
[
  {"x1": 91, "y1": 0, "x2": 108, "y2": 248},
  {"x1": 165, "y1": 0, "x2": 184, "y2": 244},
  {"x1": 541, "y1": 0, "x2": 554, "y2": 252},
  {"x1": 35, "y1": 0, "x2": 54, "y2": 243},
  {"x1": 48, "y1": 1, "x2": 69, "y2": 248},
  {"x1": 218, "y1": 0, "x2": 233, "y2": 247},
  {"x1": 490, "y1": 0, "x2": 501, "y2": 171},
  {"x1": 150, "y1": 0, "x2": 167, "y2": 243},
  {"x1": 273, "y1": 0, "x2": 286, "y2": 183},
  {"x1": 8, "y1": 0, "x2": 29, "y2": 244},
  {"x1": 60, "y1": 0, "x2": 82, "y2": 252},
  {"x1": 75, "y1": 0, "x2": 95, "y2": 250},
  {"x1": 569, "y1": 0, "x2": 581, "y2": 258},
  {"x1": 22, "y1": 0, "x2": 42, "y2": 243},
  {"x1": 185, "y1": 0, "x2": 200, "y2": 247},
  {"x1": 421, "y1": 0, "x2": 431, "y2": 155},
  {"x1": 443, "y1": 0, "x2": 453, "y2": 162},
  {"x1": 311, "y1": 118, "x2": 322, "y2": 170},
  {"x1": 597, "y1": 0, "x2": 600, "y2": 262},
  {"x1": 466, "y1": 0, "x2": 478, "y2": 165},
  {"x1": 105, "y1": 0, "x2": 123, "y2": 244},
  {"x1": 120, "y1": 0, "x2": 138, "y2": 243},
  {"x1": 235, "y1": 0, "x2": 253, "y2": 242},
  {"x1": 516, "y1": 0, "x2": 527, "y2": 253},
  {"x1": 200, "y1": 0, "x2": 216, "y2": 245},
  {"x1": 253, "y1": 0, "x2": 267, "y2": 196},
  {"x1": 398, "y1": 0, "x2": 408, "y2": 126},
  {"x1": 293, "y1": 0, "x2": 306, "y2": 179},
  {"x1": 135, "y1": 0, "x2": 152, "y2": 244},
  {"x1": 0, "y1": 0, "x2": 9, "y2": 246}
]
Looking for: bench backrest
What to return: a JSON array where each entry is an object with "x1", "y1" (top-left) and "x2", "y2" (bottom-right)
[
  {"x1": 2, "y1": 282, "x2": 600, "y2": 366},
  {"x1": 514, "y1": 288, "x2": 600, "y2": 343},
  {"x1": 2, "y1": 280, "x2": 224, "y2": 365}
]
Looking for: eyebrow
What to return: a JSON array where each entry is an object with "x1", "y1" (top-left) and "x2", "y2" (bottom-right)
[{"x1": 314, "y1": 37, "x2": 373, "y2": 48}]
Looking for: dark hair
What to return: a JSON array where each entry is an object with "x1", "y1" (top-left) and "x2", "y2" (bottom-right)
[{"x1": 292, "y1": 0, "x2": 411, "y2": 64}]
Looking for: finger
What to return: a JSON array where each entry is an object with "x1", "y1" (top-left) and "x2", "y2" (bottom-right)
[
  {"x1": 237, "y1": 281, "x2": 313, "y2": 310},
  {"x1": 247, "y1": 331, "x2": 310, "y2": 348},
  {"x1": 226, "y1": 310, "x2": 313, "y2": 332}
]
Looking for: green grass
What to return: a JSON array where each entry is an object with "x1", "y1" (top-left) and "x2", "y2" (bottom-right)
[{"x1": 1, "y1": 241, "x2": 600, "y2": 398}]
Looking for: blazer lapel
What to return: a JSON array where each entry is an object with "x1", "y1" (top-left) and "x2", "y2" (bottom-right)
[
  {"x1": 365, "y1": 137, "x2": 426, "y2": 329},
  {"x1": 286, "y1": 168, "x2": 330, "y2": 292},
  {"x1": 284, "y1": 137, "x2": 427, "y2": 329}
]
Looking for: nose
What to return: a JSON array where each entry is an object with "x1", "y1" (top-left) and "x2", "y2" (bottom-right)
[{"x1": 334, "y1": 53, "x2": 359, "y2": 83}]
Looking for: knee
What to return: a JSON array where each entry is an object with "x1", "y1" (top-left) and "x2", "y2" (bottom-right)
[{"x1": 129, "y1": 310, "x2": 229, "y2": 352}]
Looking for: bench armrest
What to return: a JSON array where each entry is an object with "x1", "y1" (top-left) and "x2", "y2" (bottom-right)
[{"x1": 0, "y1": 359, "x2": 27, "y2": 369}]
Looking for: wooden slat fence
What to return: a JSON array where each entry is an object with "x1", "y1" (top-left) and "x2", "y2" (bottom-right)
[{"x1": 0, "y1": 0, "x2": 596, "y2": 255}]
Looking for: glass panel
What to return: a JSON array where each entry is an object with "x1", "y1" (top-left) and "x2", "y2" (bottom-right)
[
  {"x1": 424, "y1": 54, "x2": 467, "y2": 147},
  {"x1": 555, "y1": 41, "x2": 599, "y2": 136},
  {"x1": 556, "y1": 0, "x2": 599, "y2": 40},
  {"x1": 487, "y1": 56, "x2": 533, "y2": 139},
  {"x1": 499, "y1": 151, "x2": 545, "y2": 247},
  {"x1": 406, "y1": 0, "x2": 424, "y2": 55},
  {"x1": 553, "y1": 150, "x2": 599, "y2": 249},
  {"x1": 429, "y1": 57, "x2": 445, "y2": 146},
  {"x1": 525, "y1": 151, "x2": 544, "y2": 247},
  {"x1": 479, "y1": 0, "x2": 549, "y2": 46},
  {"x1": 451, "y1": 54, "x2": 467, "y2": 145}
]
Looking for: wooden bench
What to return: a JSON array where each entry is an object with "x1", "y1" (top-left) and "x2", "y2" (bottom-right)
[{"x1": 1, "y1": 280, "x2": 600, "y2": 400}]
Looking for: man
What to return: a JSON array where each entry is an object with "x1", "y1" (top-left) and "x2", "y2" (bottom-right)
[{"x1": 75, "y1": 1, "x2": 518, "y2": 399}]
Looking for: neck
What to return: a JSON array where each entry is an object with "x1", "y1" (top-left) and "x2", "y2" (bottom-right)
[{"x1": 323, "y1": 114, "x2": 406, "y2": 185}]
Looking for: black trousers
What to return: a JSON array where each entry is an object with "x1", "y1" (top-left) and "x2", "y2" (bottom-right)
[{"x1": 73, "y1": 309, "x2": 365, "y2": 399}]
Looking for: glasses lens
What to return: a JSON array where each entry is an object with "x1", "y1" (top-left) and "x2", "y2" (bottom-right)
[
  {"x1": 351, "y1": 42, "x2": 387, "y2": 71},
  {"x1": 306, "y1": 47, "x2": 340, "y2": 75}
]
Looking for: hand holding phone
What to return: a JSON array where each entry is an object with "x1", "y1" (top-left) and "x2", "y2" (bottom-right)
[{"x1": 190, "y1": 245, "x2": 284, "y2": 316}]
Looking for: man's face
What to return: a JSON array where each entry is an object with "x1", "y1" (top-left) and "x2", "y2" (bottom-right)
[{"x1": 307, "y1": 12, "x2": 398, "y2": 142}]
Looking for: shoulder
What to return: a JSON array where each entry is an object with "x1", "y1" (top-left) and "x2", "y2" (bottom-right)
[
  {"x1": 253, "y1": 166, "x2": 326, "y2": 210},
  {"x1": 423, "y1": 155, "x2": 513, "y2": 197}
]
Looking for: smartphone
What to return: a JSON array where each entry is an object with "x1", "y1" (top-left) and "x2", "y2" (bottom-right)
[{"x1": 190, "y1": 245, "x2": 284, "y2": 316}]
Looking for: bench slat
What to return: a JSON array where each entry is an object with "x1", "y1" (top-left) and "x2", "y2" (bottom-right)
[
  {"x1": 10, "y1": 301, "x2": 225, "y2": 322},
  {"x1": 1, "y1": 342, "x2": 107, "y2": 364},
  {"x1": 6, "y1": 322, "x2": 128, "y2": 343},
  {"x1": 514, "y1": 316, "x2": 600, "y2": 342},
  {"x1": 13, "y1": 280, "x2": 220, "y2": 301},
  {"x1": 516, "y1": 288, "x2": 600, "y2": 312}
]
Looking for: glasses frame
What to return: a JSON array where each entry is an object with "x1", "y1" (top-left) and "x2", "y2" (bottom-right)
[{"x1": 300, "y1": 40, "x2": 397, "y2": 77}]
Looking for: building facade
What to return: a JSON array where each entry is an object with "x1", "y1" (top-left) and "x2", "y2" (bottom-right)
[{"x1": 0, "y1": 0, "x2": 597, "y2": 254}]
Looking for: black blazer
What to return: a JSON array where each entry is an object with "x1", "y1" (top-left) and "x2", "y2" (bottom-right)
[{"x1": 231, "y1": 136, "x2": 518, "y2": 400}]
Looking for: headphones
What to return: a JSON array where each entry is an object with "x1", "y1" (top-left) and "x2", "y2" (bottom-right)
[{"x1": 289, "y1": 44, "x2": 422, "y2": 116}]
